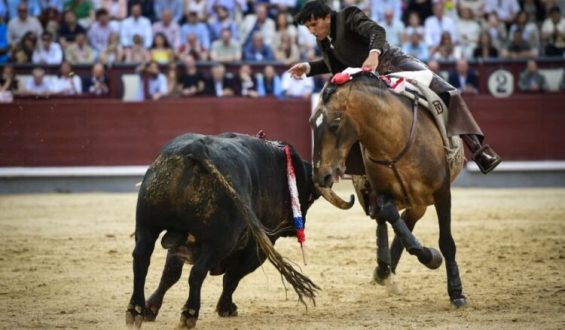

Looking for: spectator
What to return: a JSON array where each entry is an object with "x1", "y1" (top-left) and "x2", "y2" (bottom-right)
[
  {"x1": 431, "y1": 31, "x2": 461, "y2": 61},
  {"x1": 280, "y1": 71, "x2": 313, "y2": 99},
  {"x1": 58, "y1": 9, "x2": 87, "y2": 48},
  {"x1": 8, "y1": 0, "x2": 41, "y2": 19},
  {"x1": 402, "y1": 32, "x2": 429, "y2": 61},
  {"x1": 402, "y1": 11, "x2": 424, "y2": 44},
  {"x1": 296, "y1": 24, "x2": 317, "y2": 60},
  {"x1": 177, "y1": 32, "x2": 209, "y2": 60},
  {"x1": 239, "y1": 3, "x2": 275, "y2": 48},
  {"x1": 483, "y1": 12, "x2": 508, "y2": 51},
  {"x1": 426, "y1": 59, "x2": 441, "y2": 74},
  {"x1": 521, "y1": 0, "x2": 545, "y2": 24},
  {"x1": 206, "y1": 0, "x2": 244, "y2": 22},
  {"x1": 502, "y1": 29, "x2": 536, "y2": 59},
  {"x1": 154, "y1": 0, "x2": 183, "y2": 23},
  {"x1": 32, "y1": 31, "x2": 63, "y2": 64},
  {"x1": 204, "y1": 63, "x2": 237, "y2": 97},
  {"x1": 370, "y1": 0, "x2": 401, "y2": 23},
  {"x1": 40, "y1": 6, "x2": 61, "y2": 41},
  {"x1": 484, "y1": 0, "x2": 520, "y2": 27},
  {"x1": 65, "y1": 0, "x2": 94, "y2": 28},
  {"x1": 11, "y1": 31, "x2": 38, "y2": 64},
  {"x1": 518, "y1": 59, "x2": 548, "y2": 92},
  {"x1": 270, "y1": 0, "x2": 298, "y2": 14},
  {"x1": 82, "y1": 62, "x2": 110, "y2": 95},
  {"x1": 424, "y1": 2, "x2": 457, "y2": 51},
  {"x1": 458, "y1": 0, "x2": 484, "y2": 18},
  {"x1": 51, "y1": 61, "x2": 82, "y2": 95},
  {"x1": 166, "y1": 63, "x2": 181, "y2": 97},
  {"x1": 509, "y1": 11, "x2": 540, "y2": 56},
  {"x1": 150, "y1": 32, "x2": 175, "y2": 64},
  {"x1": 257, "y1": 64, "x2": 282, "y2": 97},
  {"x1": 379, "y1": 8, "x2": 404, "y2": 48},
  {"x1": 128, "y1": 0, "x2": 156, "y2": 22},
  {"x1": 272, "y1": 12, "x2": 297, "y2": 50},
  {"x1": 448, "y1": 59, "x2": 479, "y2": 94},
  {"x1": 120, "y1": 3, "x2": 152, "y2": 48},
  {"x1": 7, "y1": 3, "x2": 43, "y2": 46},
  {"x1": 99, "y1": 32, "x2": 125, "y2": 64},
  {"x1": 136, "y1": 60, "x2": 168, "y2": 100},
  {"x1": 65, "y1": 32, "x2": 95, "y2": 64},
  {"x1": 180, "y1": 11, "x2": 210, "y2": 50},
  {"x1": 236, "y1": 64, "x2": 259, "y2": 97},
  {"x1": 178, "y1": 55, "x2": 205, "y2": 96},
  {"x1": 152, "y1": 8, "x2": 181, "y2": 50},
  {"x1": 23, "y1": 67, "x2": 50, "y2": 95},
  {"x1": 403, "y1": 0, "x2": 432, "y2": 26},
  {"x1": 210, "y1": 28, "x2": 241, "y2": 62},
  {"x1": 209, "y1": 5, "x2": 238, "y2": 42},
  {"x1": 457, "y1": 7, "x2": 481, "y2": 59},
  {"x1": 185, "y1": 0, "x2": 208, "y2": 21},
  {"x1": 541, "y1": 6, "x2": 565, "y2": 56},
  {"x1": 274, "y1": 32, "x2": 300, "y2": 65},
  {"x1": 124, "y1": 34, "x2": 151, "y2": 63},
  {"x1": 88, "y1": 8, "x2": 117, "y2": 54},
  {"x1": 99, "y1": 0, "x2": 127, "y2": 21},
  {"x1": 0, "y1": 64, "x2": 19, "y2": 96},
  {"x1": 473, "y1": 31, "x2": 499, "y2": 59},
  {"x1": 243, "y1": 31, "x2": 274, "y2": 62}
]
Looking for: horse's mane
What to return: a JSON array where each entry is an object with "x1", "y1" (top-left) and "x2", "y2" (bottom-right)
[{"x1": 322, "y1": 72, "x2": 389, "y2": 105}]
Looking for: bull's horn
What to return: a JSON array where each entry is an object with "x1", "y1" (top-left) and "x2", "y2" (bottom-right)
[{"x1": 316, "y1": 184, "x2": 355, "y2": 209}]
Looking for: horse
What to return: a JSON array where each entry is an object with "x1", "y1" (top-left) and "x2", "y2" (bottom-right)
[{"x1": 310, "y1": 72, "x2": 467, "y2": 307}]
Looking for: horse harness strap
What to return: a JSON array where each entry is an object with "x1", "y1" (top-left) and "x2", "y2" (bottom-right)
[{"x1": 368, "y1": 94, "x2": 419, "y2": 207}]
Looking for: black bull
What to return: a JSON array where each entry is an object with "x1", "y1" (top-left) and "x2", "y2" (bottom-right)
[{"x1": 126, "y1": 133, "x2": 323, "y2": 328}]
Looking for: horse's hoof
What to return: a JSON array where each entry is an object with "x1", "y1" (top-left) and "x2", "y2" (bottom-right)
[
  {"x1": 126, "y1": 304, "x2": 143, "y2": 328},
  {"x1": 373, "y1": 267, "x2": 390, "y2": 286},
  {"x1": 217, "y1": 301, "x2": 238, "y2": 317},
  {"x1": 451, "y1": 296, "x2": 468, "y2": 308},
  {"x1": 177, "y1": 309, "x2": 198, "y2": 329},
  {"x1": 424, "y1": 248, "x2": 443, "y2": 270},
  {"x1": 143, "y1": 305, "x2": 159, "y2": 321}
]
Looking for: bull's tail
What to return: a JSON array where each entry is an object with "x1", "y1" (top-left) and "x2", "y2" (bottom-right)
[{"x1": 192, "y1": 156, "x2": 319, "y2": 305}]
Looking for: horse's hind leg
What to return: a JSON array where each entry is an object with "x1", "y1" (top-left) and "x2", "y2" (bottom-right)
[
  {"x1": 144, "y1": 250, "x2": 185, "y2": 321},
  {"x1": 390, "y1": 206, "x2": 427, "y2": 274},
  {"x1": 434, "y1": 185, "x2": 467, "y2": 307},
  {"x1": 376, "y1": 195, "x2": 443, "y2": 270}
]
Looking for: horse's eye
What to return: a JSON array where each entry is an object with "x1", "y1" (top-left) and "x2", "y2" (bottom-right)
[{"x1": 328, "y1": 119, "x2": 340, "y2": 133}]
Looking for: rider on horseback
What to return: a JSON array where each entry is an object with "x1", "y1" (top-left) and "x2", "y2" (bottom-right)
[{"x1": 288, "y1": 0, "x2": 501, "y2": 174}]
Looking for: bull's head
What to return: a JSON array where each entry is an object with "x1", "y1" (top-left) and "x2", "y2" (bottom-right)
[{"x1": 309, "y1": 90, "x2": 356, "y2": 210}]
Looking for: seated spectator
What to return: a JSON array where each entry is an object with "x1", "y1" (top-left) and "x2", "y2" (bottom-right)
[
  {"x1": 204, "y1": 63, "x2": 237, "y2": 97},
  {"x1": 424, "y1": 3, "x2": 457, "y2": 53},
  {"x1": 483, "y1": 12, "x2": 508, "y2": 50},
  {"x1": 11, "y1": 31, "x2": 37, "y2": 64},
  {"x1": 448, "y1": 59, "x2": 479, "y2": 94},
  {"x1": 458, "y1": 0, "x2": 484, "y2": 19},
  {"x1": 124, "y1": 34, "x2": 151, "y2": 63},
  {"x1": 23, "y1": 67, "x2": 50, "y2": 95},
  {"x1": 99, "y1": 0, "x2": 127, "y2": 21},
  {"x1": 518, "y1": 59, "x2": 548, "y2": 92},
  {"x1": 209, "y1": 5, "x2": 238, "y2": 42},
  {"x1": 502, "y1": 29, "x2": 536, "y2": 59},
  {"x1": 8, "y1": 0, "x2": 41, "y2": 18},
  {"x1": 65, "y1": 32, "x2": 95, "y2": 64},
  {"x1": 82, "y1": 62, "x2": 110, "y2": 96},
  {"x1": 522, "y1": 0, "x2": 545, "y2": 24},
  {"x1": 99, "y1": 32, "x2": 125, "y2": 64},
  {"x1": 457, "y1": 7, "x2": 480, "y2": 60},
  {"x1": 379, "y1": 9, "x2": 404, "y2": 48},
  {"x1": 280, "y1": 71, "x2": 313, "y2": 99},
  {"x1": 178, "y1": 55, "x2": 205, "y2": 97},
  {"x1": 274, "y1": 33, "x2": 300, "y2": 65},
  {"x1": 152, "y1": 8, "x2": 181, "y2": 50},
  {"x1": 0, "y1": 64, "x2": 19, "y2": 101},
  {"x1": 40, "y1": 7, "x2": 62, "y2": 41},
  {"x1": 185, "y1": 0, "x2": 208, "y2": 22},
  {"x1": 58, "y1": 9, "x2": 86, "y2": 48},
  {"x1": 484, "y1": 0, "x2": 520, "y2": 27},
  {"x1": 272, "y1": 12, "x2": 297, "y2": 50},
  {"x1": 210, "y1": 28, "x2": 241, "y2": 62},
  {"x1": 473, "y1": 31, "x2": 499, "y2": 59},
  {"x1": 402, "y1": 11, "x2": 425, "y2": 45},
  {"x1": 136, "y1": 60, "x2": 168, "y2": 101},
  {"x1": 236, "y1": 64, "x2": 259, "y2": 97},
  {"x1": 88, "y1": 8, "x2": 117, "y2": 54},
  {"x1": 150, "y1": 32, "x2": 175, "y2": 64},
  {"x1": 7, "y1": 3, "x2": 43, "y2": 46},
  {"x1": 120, "y1": 3, "x2": 152, "y2": 48},
  {"x1": 402, "y1": 32, "x2": 429, "y2": 61},
  {"x1": 65, "y1": 0, "x2": 94, "y2": 28},
  {"x1": 431, "y1": 32, "x2": 461, "y2": 61},
  {"x1": 541, "y1": 6, "x2": 565, "y2": 57},
  {"x1": 371, "y1": 0, "x2": 402, "y2": 23},
  {"x1": 243, "y1": 31, "x2": 274, "y2": 62},
  {"x1": 166, "y1": 63, "x2": 181, "y2": 97},
  {"x1": 51, "y1": 61, "x2": 82, "y2": 95},
  {"x1": 402, "y1": 1, "x2": 432, "y2": 27},
  {"x1": 177, "y1": 32, "x2": 209, "y2": 61},
  {"x1": 129, "y1": 0, "x2": 156, "y2": 22},
  {"x1": 239, "y1": 3, "x2": 275, "y2": 48},
  {"x1": 257, "y1": 65, "x2": 282, "y2": 97},
  {"x1": 32, "y1": 31, "x2": 63, "y2": 65},
  {"x1": 154, "y1": 0, "x2": 184, "y2": 23},
  {"x1": 509, "y1": 11, "x2": 540, "y2": 56},
  {"x1": 180, "y1": 11, "x2": 210, "y2": 50}
]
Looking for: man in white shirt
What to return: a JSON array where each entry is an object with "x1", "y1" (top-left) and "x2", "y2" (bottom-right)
[
  {"x1": 239, "y1": 3, "x2": 276, "y2": 48},
  {"x1": 32, "y1": 32, "x2": 63, "y2": 65},
  {"x1": 120, "y1": 3, "x2": 152, "y2": 48},
  {"x1": 7, "y1": 2, "x2": 43, "y2": 45},
  {"x1": 370, "y1": 0, "x2": 401, "y2": 23},
  {"x1": 152, "y1": 8, "x2": 181, "y2": 50},
  {"x1": 281, "y1": 71, "x2": 313, "y2": 98},
  {"x1": 136, "y1": 61, "x2": 168, "y2": 101},
  {"x1": 51, "y1": 62, "x2": 82, "y2": 95},
  {"x1": 379, "y1": 9, "x2": 404, "y2": 48},
  {"x1": 484, "y1": 0, "x2": 520, "y2": 26},
  {"x1": 24, "y1": 68, "x2": 50, "y2": 95},
  {"x1": 424, "y1": 2, "x2": 458, "y2": 50}
]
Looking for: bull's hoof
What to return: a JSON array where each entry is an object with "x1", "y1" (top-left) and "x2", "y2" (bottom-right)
[
  {"x1": 143, "y1": 305, "x2": 159, "y2": 322},
  {"x1": 217, "y1": 301, "x2": 238, "y2": 317},
  {"x1": 451, "y1": 295, "x2": 468, "y2": 308},
  {"x1": 423, "y1": 248, "x2": 443, "y2": 270},
  {"x1": 177, "y1": 313, "x2": 197, "y2": 329},
  {"x1": 373, "y1": 266, "x2": 390, "y2": 286},
  {"x1": 126, "y1": 304, "x2": 143, "y2": 328}
]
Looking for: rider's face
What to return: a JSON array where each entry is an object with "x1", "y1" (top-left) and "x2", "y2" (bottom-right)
[{"x1": 304, "y1": 15, "x2": 331, "y2": 40}]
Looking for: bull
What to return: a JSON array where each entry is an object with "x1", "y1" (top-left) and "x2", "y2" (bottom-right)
[{"x1": 125, "y1": 132, "x2": 347, "y2": 328}]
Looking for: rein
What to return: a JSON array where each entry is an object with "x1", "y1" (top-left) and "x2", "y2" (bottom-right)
[{"x1": 367, "y1": 94, "x2": 419, "y2": 207}]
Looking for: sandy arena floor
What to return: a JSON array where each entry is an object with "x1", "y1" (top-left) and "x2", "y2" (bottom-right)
[{"x1": 1, "y1": 184, "x2": 564, "y2": 329}]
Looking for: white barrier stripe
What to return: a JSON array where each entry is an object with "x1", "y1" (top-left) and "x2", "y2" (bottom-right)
[
  {"x1": 466, "y1": 161, "x2": 565, "y2": 172},
  {"x1": 0, "y1": 166, "x2": 149, "y2": 177}
]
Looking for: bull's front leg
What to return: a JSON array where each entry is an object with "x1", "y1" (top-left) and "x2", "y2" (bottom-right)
[{"x1": 126, "y1": 228, "x2": 159, "y2": 328}]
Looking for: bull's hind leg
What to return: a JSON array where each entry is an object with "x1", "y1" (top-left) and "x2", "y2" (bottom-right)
[
  {"x1": 144, "y1": 250, "x2": 185, "y2": 321},
  {"x1": 390, "y1": 206, "x2": 427, "y2": 274},
  {"x1": 434, "y1": 185, "x2": 467, "y2": 307},
  {"x1": 126, "y1": 227, "x2": 159, "y2": 328}
]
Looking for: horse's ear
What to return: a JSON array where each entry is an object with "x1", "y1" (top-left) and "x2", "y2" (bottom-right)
[{"x1": 322, "y1": 83, "x2": 337, "y2": 104}]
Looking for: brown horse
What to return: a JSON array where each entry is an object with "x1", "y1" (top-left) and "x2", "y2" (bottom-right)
[{"x1": 311, "y1": 72, "x2": 467, "y2": 307}]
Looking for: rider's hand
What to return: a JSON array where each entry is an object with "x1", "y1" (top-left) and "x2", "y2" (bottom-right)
[
  {"x1": 288, "y1": 62, "x2": 310, "y2": 79},
  {"x1": 362, "y1": 51, "x2": 380, "y2": 72}
]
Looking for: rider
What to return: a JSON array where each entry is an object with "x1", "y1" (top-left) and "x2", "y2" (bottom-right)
[{"x1": 288, "y1": 0, "x2": 501, "y2": 174}]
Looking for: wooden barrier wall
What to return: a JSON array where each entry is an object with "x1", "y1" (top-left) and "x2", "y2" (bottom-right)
[{"x1": 1, "y1": 94, "x2": 564, "y2": 166}]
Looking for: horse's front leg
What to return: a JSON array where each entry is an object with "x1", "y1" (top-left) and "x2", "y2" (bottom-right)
[{"x1": 373, "y1": 220, "x2": 392, "y2": 284}]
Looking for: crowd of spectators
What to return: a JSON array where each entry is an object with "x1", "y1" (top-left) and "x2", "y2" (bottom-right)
[{"x1": 1, "y1": 0, "x2": 565, "y2": 100}]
